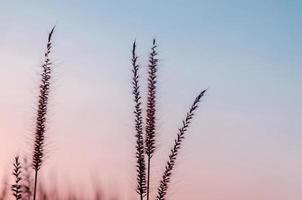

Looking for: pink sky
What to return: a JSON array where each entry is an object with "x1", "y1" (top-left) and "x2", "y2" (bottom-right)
[{"x1": 0, "y1": 1, "x2": 302, "y2": 199}]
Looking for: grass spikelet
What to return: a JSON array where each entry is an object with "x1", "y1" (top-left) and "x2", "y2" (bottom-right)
[
  {"x1": 145, "y1": 38, "x2": 158, "y2": 200},
  {"x1": 156, "y1": 90, "x2": 207, "y2": 200},
  {"x1": 131, "y1": 40, "x2": 147, "y2": 199},
  {"x1": 32, "y1": 26, "x2": 55, "y2": 200},
  {"x1": 11, "y1": 156, "x2": 22, "y2": 200}
]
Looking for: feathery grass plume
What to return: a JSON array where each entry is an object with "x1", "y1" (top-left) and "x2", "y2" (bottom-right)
[
  {"x1": 145, "y1": 38, "x2": 158, "y2": 200},
  {"x1": 131, "y1": 40, "x2": 147, "y2": 199},
  {"x1": 32, "y1": 26, "x2": 55, "y2": 200},
  {"x1": 156, "y1": 90, "x2": 207, "y2": 200},
  {"x1": 22, "y1": 157, "x2": 32, "y2": 200},
  {"x1": 11, "y1": 156, "x2": 22, "y2": 200}
]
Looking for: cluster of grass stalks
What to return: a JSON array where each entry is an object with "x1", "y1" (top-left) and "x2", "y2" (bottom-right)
[
  {"x1": 2, "y1": 27, "x2": 115, "y2": 200},
  {"x1": 131, "y1": 40, "x2": 206, "y2": 200},
  {"x1": 6, "y1": 27, "x2": 56, "y2": 200},
  {"x1": 2, "y1": 27, "x2": 206, "y2": 200}
]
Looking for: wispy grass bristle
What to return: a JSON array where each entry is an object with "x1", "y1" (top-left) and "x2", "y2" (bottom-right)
[
  {"x1": 145, "y1": 38, "x2": 158, "y2": 159},
  {"x1": 32, "y1": 26, "x2": 55, "y2": 200},
  {"x1": 131, "y1": 40, "x2": 147, "y2": 200},
  {"x1": 156, "y1": 90, "x2": 207, "y2": 200},
  {"x1": 11, "y1": 156, "x2": 22, "y2": 200},
  {"x1": 145, "y1": 38, "x2": 158, "y2": 200}
]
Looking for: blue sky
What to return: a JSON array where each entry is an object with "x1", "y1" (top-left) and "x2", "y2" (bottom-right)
[{"x1": 0, "y1": 1, "x2": 302, "y2": 199}]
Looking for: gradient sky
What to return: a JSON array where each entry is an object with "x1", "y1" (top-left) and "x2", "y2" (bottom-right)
[{"x1": 0, "y1": 0, "x2": 302, "y2": 199}]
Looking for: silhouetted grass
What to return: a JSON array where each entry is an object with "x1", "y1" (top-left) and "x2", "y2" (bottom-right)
[
  {"x1": 132, "y1": 41, "x2": 147, "y2": 200},
  {"x1": 11, "y1": 156, "x2": 22, "y2": 200},
  {"x1": 131, "y1": 40, "x2": 206, "y2": 200},
  {"x1": 156, "y1": 90, "x2": 206, "y2": 200},
  {"x1": 145, "y1": 39, "x2": 158, "y2": 200},
  {"x1": 1, "y1": 27, "x2": 206, "y2": 200},
  {"x1": 32, "y1": 26, "x2": 55, "y2": 200}
]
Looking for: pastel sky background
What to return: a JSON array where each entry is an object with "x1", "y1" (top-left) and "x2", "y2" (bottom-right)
[{"x1": 0, "y1": 0, "x2": 302, "y2": 199}]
